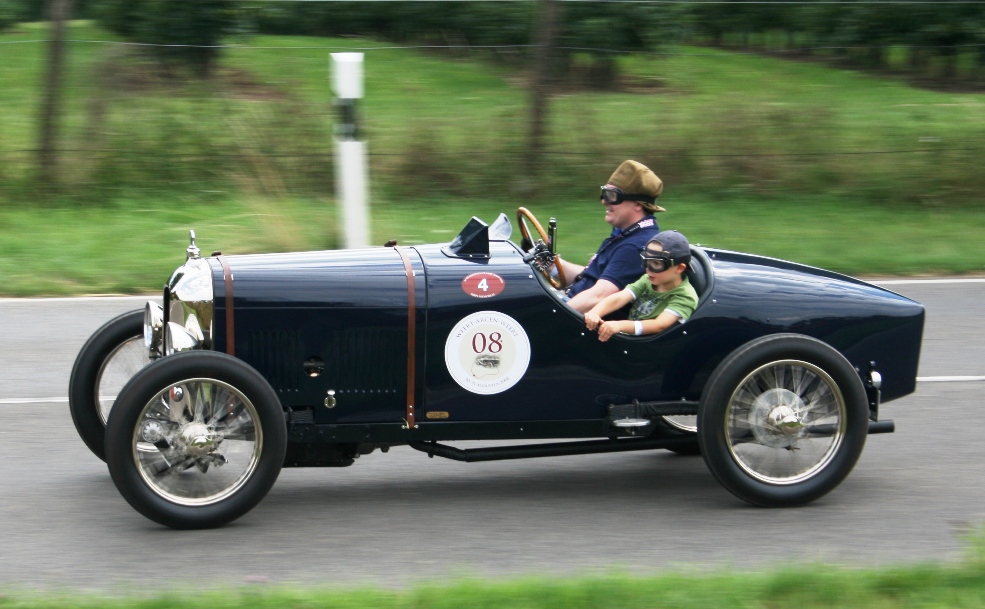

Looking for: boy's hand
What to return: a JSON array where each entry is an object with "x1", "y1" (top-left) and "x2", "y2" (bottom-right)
[
  {"x1": 598, "y1": 320, "x2": 626, "y2": 342},
  {"x1": 584, "y1": 312, "x2": 602, "y2": 331}
]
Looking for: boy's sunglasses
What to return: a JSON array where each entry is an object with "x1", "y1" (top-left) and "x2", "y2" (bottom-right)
[
  {"x1": 600, "y1": 186, "x2": 656, "y2": 206},
  {"x1": 640, "y1": 250, "x2": 675, "y2": 273}
]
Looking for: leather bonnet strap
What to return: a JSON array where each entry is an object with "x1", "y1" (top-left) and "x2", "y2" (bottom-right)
[
  {"x1": 215, "y1": 255, "x2": 235, "y2": 356},
  {"x1": 392, "y1": 245, "x2": 417, "y2": 429}
]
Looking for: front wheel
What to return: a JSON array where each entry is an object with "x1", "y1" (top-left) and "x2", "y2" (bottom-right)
[
  {"x1": 106, "y1": 351, "x2": 287, "y2": 529},
  {"x1": 69, "y1": 310, "x2": 150, "y2": 461},
  {"x1": 698, "y1": 334, "x2": 868, "y2": 507}
]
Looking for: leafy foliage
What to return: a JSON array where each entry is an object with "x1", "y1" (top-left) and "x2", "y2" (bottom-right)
[{"x1": 93, "y1": 0, "x2": 240, "y2": 75}]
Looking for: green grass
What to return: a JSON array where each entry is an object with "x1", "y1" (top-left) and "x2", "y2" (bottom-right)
[
  {"x1": 2, "y1": 559, "x2": 985, "y2": 608},
  {"x1": 389, "y1": 192, "x2": 985, "y2": 278},
  {"x1": 2, "y1": 191, "x2": 981, "y2": 296},
  {"x1": 2, "y1": 23, "x2": 985, "y2": 295},
  {"x1": 0, "y1": 196, "x2": 337, "y2": 295},
  {"x1": 4, "y1": 23, "x2": 985, "y2": 202}
]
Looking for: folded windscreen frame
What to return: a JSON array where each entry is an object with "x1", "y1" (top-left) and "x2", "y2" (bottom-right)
[{"x1": 442, "y1": 216, "x2": 490, "y2": 259}]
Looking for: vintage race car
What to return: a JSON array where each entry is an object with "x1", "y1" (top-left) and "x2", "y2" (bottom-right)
[{"x1": 69, "y1": 209, "x2": 924, "y2": 529}]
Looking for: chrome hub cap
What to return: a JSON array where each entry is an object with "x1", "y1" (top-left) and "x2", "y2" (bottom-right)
[
  {"x1": 180, "y1": 423, "x2": 220, "y2": 457},
  {"x1": 749, "y1": 388, "x2": 807, "y2": 448}
]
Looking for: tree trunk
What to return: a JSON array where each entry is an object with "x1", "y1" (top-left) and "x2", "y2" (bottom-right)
[
  {"x1": 526, "y1": 0, "x2": 561, "y2": 183},
  {"x1": 38, "y1": 0, "x2": 74, "y2": 188}
]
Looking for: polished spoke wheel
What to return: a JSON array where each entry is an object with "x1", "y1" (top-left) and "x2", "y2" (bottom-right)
[
  {"x1": 96, "y1": 337, "x2": 152, "y2": 424},
  {"x1": 106, "y1": 351, "x2": 286, "y2": 529},
  {"x1": 69, "y1": 310, "x2": 150, "y2": 461},
  {"x1": 659, "y1": 415, "x2": 700, "y2": 455},
  {"x1": 698, "y1": 334, "x2": 868, "y2": 507},
  {"x1": 132, "y1": 379, "x2": 262, "y2": 506},
  {"x1": 725, "y1": 360, "x2": 844, "y2": 484},
  {"x1": 662, "y1": 415, "x2": 697, "y2": 433}
]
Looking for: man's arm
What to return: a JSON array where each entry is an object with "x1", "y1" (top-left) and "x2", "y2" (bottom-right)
[
  {"x1": 555, "y1": 257, "x2": 585, "y2": 288},
  {"x1": 566, "y1": 278, "x2": 621, "y2": 314}
]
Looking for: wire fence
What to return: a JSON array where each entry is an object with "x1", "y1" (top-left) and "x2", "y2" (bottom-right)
[{"x1": 6, "y1": 38, "x2": 985, "y2": 53}]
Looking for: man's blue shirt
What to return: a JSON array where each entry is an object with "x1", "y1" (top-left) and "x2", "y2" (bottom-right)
[{"x1": 567, "y1": 215, "x2": 660, "y2": 298}]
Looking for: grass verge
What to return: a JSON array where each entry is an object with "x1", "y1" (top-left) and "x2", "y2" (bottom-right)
[
  {"x1": 2, "y1": 556, "x2": 985, "y2": 608},
  {"x1": 3, "y1": 191, "x2": 980, "y2": 296}
]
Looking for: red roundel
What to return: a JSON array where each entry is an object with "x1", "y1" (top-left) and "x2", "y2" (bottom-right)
[{"x1": 462, "y1": 272, "x2": 505, "y2": 298}]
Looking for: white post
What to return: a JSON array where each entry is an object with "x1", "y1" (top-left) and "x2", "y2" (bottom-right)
[{"x1": 331, "y1": 52, "x2": 370, "y2": 249}]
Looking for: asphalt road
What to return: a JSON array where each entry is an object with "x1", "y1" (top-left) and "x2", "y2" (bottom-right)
[{"x1": 1, "y1": 281, "x2": 983, "y2": 592}]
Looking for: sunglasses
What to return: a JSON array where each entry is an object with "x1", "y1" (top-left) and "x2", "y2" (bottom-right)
[
  {"x1": 600, "y1": 185, "x2": 656, "y2": 206},
  {"x1": 640, "y1": 249, "x2": 676, "y2": 273}
]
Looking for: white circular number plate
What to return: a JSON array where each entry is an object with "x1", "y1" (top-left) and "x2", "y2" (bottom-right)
[{"x1": 444, "y1": 311, "x2": 531, "y2": 395}]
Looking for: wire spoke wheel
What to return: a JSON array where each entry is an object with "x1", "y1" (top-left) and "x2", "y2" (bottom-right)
[
  {"x1": 96, "y1": 337, "x2": 152, "y2": 424},
  {"x1": 106, "y1": 351, "x2": 286, "y2": 529},
  {"x1": 133, "y1": 379, "x2": 262, "y2": 506},
  {"x1": 698, "y1": 334, "x2": 868, "y2": 507},
  {"x1": 725, "y1": 360, "x2": 844, "y2": 484},
  {"x1": 662, "y1": 415, "x2": 697, "y2": 433},
  {"x1": 69, "y1": 310, "x2": 148, "y2": 461}
]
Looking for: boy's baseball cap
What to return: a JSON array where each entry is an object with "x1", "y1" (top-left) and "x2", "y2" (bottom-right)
[{"x1": 649, "y1": 230, "x2": 691, "y2": 262}]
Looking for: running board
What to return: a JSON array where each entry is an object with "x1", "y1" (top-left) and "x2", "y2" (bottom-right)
[
  {"x1": 408, "y1": 436, "x2": 697, "y2": 463},
  {"x1": 407, "y1": 420, "x2": 894, "y2": 464}
]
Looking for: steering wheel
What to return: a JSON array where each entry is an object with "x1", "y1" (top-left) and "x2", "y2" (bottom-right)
[{"x1": 517, "y1": 207, "x2": 566, "y2": 289}]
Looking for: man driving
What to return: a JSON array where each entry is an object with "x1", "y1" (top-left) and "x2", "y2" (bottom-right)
[{"x1": 558, "y1": 160, "x2": 664, "y2": 313}]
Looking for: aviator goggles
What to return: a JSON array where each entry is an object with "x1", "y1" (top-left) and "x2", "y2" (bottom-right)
[
  {"x1": 640, "y1": 249, "x2": 676, "y2": 273},
  {"x1": 600, "y1": 185, "x2": 657, "y2": 206}
]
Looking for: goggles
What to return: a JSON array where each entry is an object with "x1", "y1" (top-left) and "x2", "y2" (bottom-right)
[
  {"x1": 640, "y1": 249, "x2": 675, "y2": 273},
  {"x1": 600, "y1": 185, "x2": 656, "y2": 206}
]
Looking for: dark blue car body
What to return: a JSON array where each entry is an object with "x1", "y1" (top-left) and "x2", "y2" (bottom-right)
[
  {"x1": 203, "y1": 220, "x2": 922, "y2": 445},
  {"x1": 79, "y1": 213, "x2": 926, "y2": 528}
]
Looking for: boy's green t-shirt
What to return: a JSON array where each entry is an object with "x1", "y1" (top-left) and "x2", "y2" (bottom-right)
[{"x1": 626, "y1": 274, "x2": 698, "y2": 322}]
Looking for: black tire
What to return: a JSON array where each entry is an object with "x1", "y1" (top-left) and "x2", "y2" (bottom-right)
[
  {"x1": 68, "y1": 310, "x2": 149, "y2": 461},
  {"x1": 105, "y1": 351, "x2": 287, "y2": 529},
  {"x1": 657, "y1": 417, "x2": 701, "y2": 456},
  {"x1": 697, "y1": 334, "x2": 868, "y2": 507}
]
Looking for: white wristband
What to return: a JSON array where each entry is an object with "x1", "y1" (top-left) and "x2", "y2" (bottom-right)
[{"x1": 634, "y1": 321, "x2": 643, "y2": 336}]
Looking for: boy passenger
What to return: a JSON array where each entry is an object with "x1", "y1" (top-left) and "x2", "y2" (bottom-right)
[{"x1": 584, "y1": 230, "x2": 698, "y2": 342}]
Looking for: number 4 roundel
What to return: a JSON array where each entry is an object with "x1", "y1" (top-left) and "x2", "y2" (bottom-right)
[{"x1": 461, "y1": 272, "x2": 505, "y2": 298}]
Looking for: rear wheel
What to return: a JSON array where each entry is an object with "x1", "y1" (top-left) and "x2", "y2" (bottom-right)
[
  {"x1": 69, "y1": 310, "x2": 150, "y2": 461},
  {"x1": 698, "y1": 334, "x2": 868, "y2": 507},
  {"x1": 106, "y1": 351, "x2": 287, "y2": 529}
]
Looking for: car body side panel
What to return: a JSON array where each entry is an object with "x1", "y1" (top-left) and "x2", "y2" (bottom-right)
[{"x1": 212, "y1": 248, "x2": 426, "y2": 422}]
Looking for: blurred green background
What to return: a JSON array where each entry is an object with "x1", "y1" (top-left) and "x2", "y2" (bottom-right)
[{"x1": 2, "y1": 2, "x2": 985, "y2": 295}]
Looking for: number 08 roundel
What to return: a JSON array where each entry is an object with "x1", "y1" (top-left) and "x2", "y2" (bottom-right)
[{"x1": 444, "y1": 311, "x2": 531, "y2": 395}]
